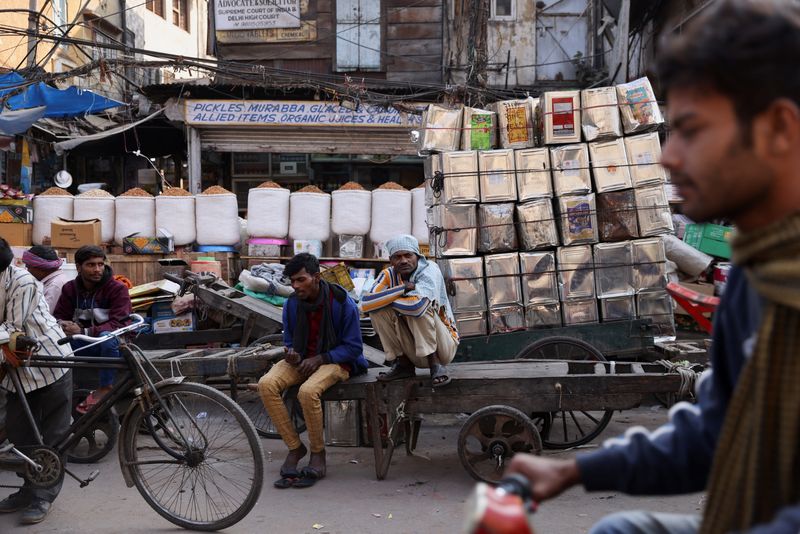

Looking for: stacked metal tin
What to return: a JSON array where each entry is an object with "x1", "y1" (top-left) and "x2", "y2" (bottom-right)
[{"x1": 421, "y1": 79, "x2": 675, "y2": 338}]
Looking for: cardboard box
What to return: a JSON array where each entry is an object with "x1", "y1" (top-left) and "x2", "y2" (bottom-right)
[
  {"x1": 0, "y1": 223, "x2": 32, "y2": 246},
  {"x1": 123, "y1": 235, "x2": 175, "y2": 255},
  {"x1": 51, "y1": 219, "x2": 102, "y2": 248},
  {"x1": 152, "y1": 312, "x2": 194, "y2": 334},
  {"x1": 0, "y1": 199, "x2": 33, "y2": 224},
  {"x1": 683, "y1": 223, "x2": 732, "y2": 259}
]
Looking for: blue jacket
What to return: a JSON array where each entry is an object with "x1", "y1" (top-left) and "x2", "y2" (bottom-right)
[
  {"x1": 282, "y1": 284, "x2": 368, "y2": 376},
  {"x1": 577, "y1": 266, "x2": 800, "y2": 533}
]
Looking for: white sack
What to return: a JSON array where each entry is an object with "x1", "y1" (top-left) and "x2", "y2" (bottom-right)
[
  {"x1": 156, "y1": 196, "x2": 196, "y2": 246},
  {"x1": 247, "y1": 187, "x2": 290, "y2": 238},
  {"x1": 663, "y1": 234, "x2": 714, "y2": 278},
  {"x1": 411, "y1": 187, "x2": 429, "y2": 245},
  {"x1": 332, "y1": 190, "x2": 371, "y2": 235},
  {"x1": 32, "y1": 196, "x2": 73, "y2": 245},
  {"x1": 195, "y1": 193, "x2": 241, "y2": 246},
  {"x1": 73, "y1": 197, "x2": 115, "y2": 243},
  {"x1": 114, "y1": 197, "x2": 155, "y2": 245},
  {"x1": 370, "y1": 189, "x2": 412, "y2": 244},
  {"x1": 289, "y1": 192, "x2": 331, "y2": 241}
]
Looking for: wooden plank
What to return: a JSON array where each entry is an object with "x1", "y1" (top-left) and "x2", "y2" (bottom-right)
[
  {"x1": 386, "y1": 70, "x2": 443, "y2": 83},
  {"x1": 386, "y1": 38, "x2": 442, "y2": 56},
  {"x1": 387, "y1": 6, "x2": 443, "y2": 23},
  {"x1": 387, "y1": 23, "x2": 441, "y2": 40},
  {"x1": 134, "y1": 327, "x2": 244, "y2": 350},
  {"x1": 387, "y1": 55, "x2": 441, "y2": 72},
  {"x1": 385, "y1": 0, "x2": 442, "y2": 7}
]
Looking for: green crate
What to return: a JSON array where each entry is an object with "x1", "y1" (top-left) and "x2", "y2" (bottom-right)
[{"x1": 683, "y1": 223, "x2": 733, "y2": 259}]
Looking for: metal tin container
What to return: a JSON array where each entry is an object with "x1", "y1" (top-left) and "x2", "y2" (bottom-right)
[
  {"x1": 551, "y1": 144, "x2": 592, "y2": 196},
  {"x1": 478, "y1": 203, "x2": 517, "y2": 253},
  {"x1": 600, "y1": 295, "x2": 636, "y2": 322},
  {"x1": 519, "y1": 252, "x2": 559, "y2": 304},
  {"x1": 439, "y1": 257, "x2": 487, "y2": 312},
  {"x1": 430, "y1": 204, "x2": 477, "y2": 257},
  {"x1": 485, "y1": 252, "x2": 522, "y2": 307},
  {"x1": 594, "y1": 241, "x2": 635, "y2": 297},
  {"x1": 423, "y1": 154, "x2": 442, "y2": 207},
  {"x1": 515, "y1": 148, "x2": 553, "y2": 201},
  {"x1": 589, "y1": 138, "x2": 632, "y2": 193},
  {"x1": 616, "y1": 77, "x2": 664, "y2": 134},
  {"x1": 557, "y1": 245, "x2": 595, "y2": 301},
  {"x1": 597, "y1": 189, "x2": 639, "y2": 242},
  {"x1": 581, "y1": 86, "x2": 622, "y2": 141},
  {"x1": 439, "y1": 151, "x2": 480, "y2": 204},
  {"x1": 624, "y1": 133, "x2": 667, "y2": 187},
  {"x1": 632, "y1": 237, "x2": 667, "y2": 291},
  {"x1": 492, "y1": 99, "x2": 536, "y2": 149},
  {"x1": 418, "y1": 104, "x2": 463, "y2": 153},
  {"x1": 543, "y1": 90, "x2": 582, "y2": 145},
  {"x1": 478, "y1": 149, "x2": 517, "y2": 203},
  {"x1": 489, "y1": 305, "x2": 526, "y2": 334},
  {"x1": 525, "y1": 302, "x2": 562, "y2": 329},
  {"x1": 323, "y1": 400, "x2": 361, "y2": 447},
  {"x1": 461, "y1": 107, "x2": 497, "y2": 151},
  {"x1": 557, "y1": 194, "x2": 599, "y2": 246},
  {"x1": 516, "y1": 199, "x2": 559, "y2": 251},
  {"x1": 455, "y1": 311, "x2": 488, "y2": 337},
  {"x1": 635, "y1": 185, "x2": 674, "y2": 237},
  {"x1": 561, "y1": 299, "x2": 598, "y2": 325},
  {"x1": 637, "y1": 289, "x2": 676, "y2": 337}
]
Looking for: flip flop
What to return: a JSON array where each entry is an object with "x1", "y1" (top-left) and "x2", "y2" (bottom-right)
[
  {"x1": 377, "y1": 359, "x2": 416, "y2": 382},
  {"x1": 430, "y1": 363, "x2": 452, "y2": 388},
  {"x1": 293, "y1": 466, "x2": 325, "y2": 489},
  {"x1": 273, "y1": 467, "x2": 300, "y2": 489},
  {"x1": 75, "y1": 391, "x2": 103, "y2": 415}
]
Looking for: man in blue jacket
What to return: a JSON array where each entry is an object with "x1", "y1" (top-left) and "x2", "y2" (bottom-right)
[
  {"x1": 507, "y1": 2, "x2": 800, "y2": 533},
  {"x1": 258, "y1": 253, "x2": 367, "y2": 489}
]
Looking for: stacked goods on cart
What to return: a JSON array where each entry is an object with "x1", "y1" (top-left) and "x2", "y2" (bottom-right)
[
  {"x1": 0, "y1": 185, "x2": 34, "y2": 247},
  {"x1": 422, "y1": 76, "x2": 678, "y2": 339}
]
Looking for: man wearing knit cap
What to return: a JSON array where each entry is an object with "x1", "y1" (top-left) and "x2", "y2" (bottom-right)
[
  {"x1": 22, "y1": 246, "x2": 70, "y2": 313},
  {"x1": 362, "y1": 234, "x2": 458, "y2": 387}
]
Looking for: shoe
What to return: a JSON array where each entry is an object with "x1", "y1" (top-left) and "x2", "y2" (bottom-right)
[
  {"x1": 376, "y1": 357, "x2": 416, "y2": 382},
  {"x1": 0, "y1": 492, "x2": 30, "y2": 514},
  {"x1": 20, "y1": 499, "x2": 51, "y2": 525}
]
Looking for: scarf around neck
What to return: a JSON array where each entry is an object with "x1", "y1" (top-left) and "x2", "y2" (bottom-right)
[
  {"x1": 410, "y1": 256, "x2": 455, "y2": 326},
  {"x1": 292, "y1": 280, "x2": 338, "y2": 358},
  {"x1": 700, "y1": 211, "x2": 800, "y2": 533}
]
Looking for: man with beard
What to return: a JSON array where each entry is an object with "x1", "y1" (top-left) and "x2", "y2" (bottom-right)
[{"x1": 506, "y1": 1, "x2": 800, "y2": 533}]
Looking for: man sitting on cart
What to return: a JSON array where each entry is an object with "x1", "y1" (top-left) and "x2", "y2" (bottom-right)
[
  {"x1": 53, "y1": 246, "x2": 132, "y2": 413},
  {"x1": 258, "y1": 253, "x2": 367, "y2": 489},
  {"x1": 362, "y1": 234, "x2": 459, "y2": 388}
]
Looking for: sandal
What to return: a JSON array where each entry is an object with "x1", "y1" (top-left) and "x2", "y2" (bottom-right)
[
  {"x1": 273, "y1": 467, "x2": 300, "y2": 489},
  {"x1": 377, "y1": 358, "x2": 415, "y2": 382},
  {"x1": 428, "y1": 355, "x2": 451, "y2": 388},
  {"x1": 75, "y1": 390, "x2": 104, "y2": 415},
  {"x1": 293, "y1": 465, "x2": 325, "y2": 489}
]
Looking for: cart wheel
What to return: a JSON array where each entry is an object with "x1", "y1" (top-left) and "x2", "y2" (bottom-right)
[
  {"x1": 66, "y1": 389, "x2": 119, "y2": 464},
  {"x1": 457, "y1": 405, "x2": 542, "y2": 483},
  {"x1": 236, "y1": 388, "x2": 306, "y2": 439},
  {"x1": 517, "y1": 337, "x2": 614, "y2": 449}
]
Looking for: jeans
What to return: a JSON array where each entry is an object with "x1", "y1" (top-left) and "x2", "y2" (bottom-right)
[
  {"x1": 70, "y1": 335, "x2": 121, "y2": 388},
  {"x1": 590, "y1": 511, "x2": 701, "y2": 534}
]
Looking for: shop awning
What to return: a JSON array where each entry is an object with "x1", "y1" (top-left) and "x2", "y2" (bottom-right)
[
  {"x1": 53, "y1": 109, "x2": 165, "y2": 155},
  {"x1": 0, "y1": 72, "x2": 125, "y2": 118}
]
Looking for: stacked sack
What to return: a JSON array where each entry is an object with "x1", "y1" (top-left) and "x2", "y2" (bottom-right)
[
  {"x1": 115, "y1": 188, "x2": 155, "y2": 245},
  {"x1": 421, "y1": 76, "x2": 675, "y2": 338},
  {"x1": 369, "y1": 182, "x2": 411, "y2": 254},
  {"x1": 332, "y1": 182, "x2": 371, "y2": 258},
  {"x1": 74, "y1": 189, "x2": 115, "y2": 244},
  {"x1": 156, "y1": 187, "x2": 196, "y2": 246},
  {"x1": 289, "y1": 185, "x2": 331, "y2": 256},
  {"x1": 33, "y1": 187, "x2": 73, "y2": 245},
  {"x1": 196, "y1": 186, "x2": 240, "y2": 246}
]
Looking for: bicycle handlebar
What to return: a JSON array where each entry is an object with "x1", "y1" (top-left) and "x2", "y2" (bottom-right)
[{"x1": 57, "y1": 314, "x2": 147, "y2": 346}]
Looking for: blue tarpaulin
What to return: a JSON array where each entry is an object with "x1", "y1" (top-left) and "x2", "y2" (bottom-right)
[{"x1": 0, "y1": 72, "x2": 124, "y2": 119}]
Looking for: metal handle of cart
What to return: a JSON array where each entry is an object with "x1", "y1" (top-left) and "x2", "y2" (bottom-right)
[{"x1": 57, "y1": 314, "x2": 147, "y2": 351}]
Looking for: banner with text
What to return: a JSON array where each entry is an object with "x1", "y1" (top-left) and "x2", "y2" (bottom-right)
[
  {"x1": 214, "y1": 0, "x2": 301, "y2": 31},
  {"x1": 185, "y1": 100, "x2": 422, "y2": 128}
]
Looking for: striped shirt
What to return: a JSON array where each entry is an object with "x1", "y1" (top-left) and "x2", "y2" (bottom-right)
[
  {"x1": 362, "y1": 267, "x2": 431, "y2": 317},
  {"x1": 0, "y1": 266, "x2": 71, "y2": 393}
]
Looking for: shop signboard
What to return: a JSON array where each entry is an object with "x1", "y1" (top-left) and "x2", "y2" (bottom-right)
[
  {"x1": 214, "y1": 0, "x2": 301, "y2": 31},
  {"x1": 184, "y1": 100, "x2": 423, "y2": 129}
]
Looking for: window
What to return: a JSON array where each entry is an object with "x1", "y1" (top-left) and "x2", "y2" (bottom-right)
[
  {"x1": 173, "y1": 0, "x2": 189, "y2": 31},
  {"x1": 336, "y1": 0, "x2": 382, "y2": 72},
  {"x1": 91, "y1": 31, "x2": 118, "y2": 62},
  {"x1": 146, "y1": 0, "x2": 165, "y2": 18},
  {"x1": 53, "y1": 0, "x2": 68, "y2": 29},
  {"x1": 491, "y1": 0, "x2": 515, "y2": 20}
]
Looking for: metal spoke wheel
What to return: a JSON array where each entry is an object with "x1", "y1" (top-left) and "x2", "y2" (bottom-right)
[
  {"x1": 457, "y1": 405, "x2": 542, "y2": 483},
  {"x1": 67, "y1": 389, "x2": 119, "y2": 464},
  {"x1": 236, "y1": 387, "x2": 306, "y2": 439},
  {"x1": 517, "y1": 337, "x2": 614, "y2": 449}
]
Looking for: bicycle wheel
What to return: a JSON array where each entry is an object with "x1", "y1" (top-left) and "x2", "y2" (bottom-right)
[
  {"x1": 121, "y1": 382, "x2": 264, "y2": 531},
  {"x1": 67, "y1": 389, "x2": 119, "y2": 464},
  {"x1": 236, "y1": 388, "x2": 306, "y2": 439}
]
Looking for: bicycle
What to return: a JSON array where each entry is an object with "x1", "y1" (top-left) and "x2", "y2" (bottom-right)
[{"x1": 0, "y1": 314, "x2": 264, "y2": 531}]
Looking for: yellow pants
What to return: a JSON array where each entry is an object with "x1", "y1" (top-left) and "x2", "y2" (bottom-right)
[
  {"x1": 369, "y1": 306, "x2": 458, "y2": 367},
  {"x1": 258, "y1": 359, "x2": 349, "y2": 453}
]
